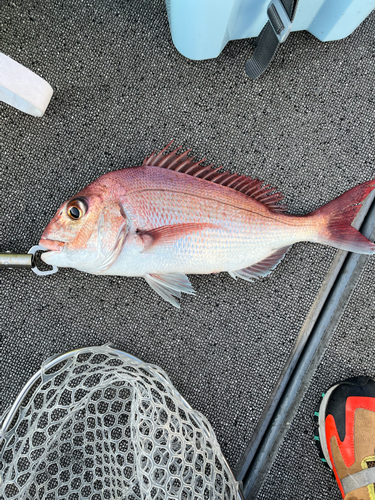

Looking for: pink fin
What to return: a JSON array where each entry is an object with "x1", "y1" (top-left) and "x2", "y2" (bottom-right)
[
  {"x1": 143, "y1": 142, "x2": 288, "y2": 214},
  {"x1": 313, "y1": 180, "x2": 375, "y2": 254},
  {"x1": 138, "y1": 222, "x2": 219, "y2": 251},
  {"x1": 144, "y1": 273, "x2": 195, "y2": 308},
  {"x1": 229, "y1": 246, "x2": 290, "y2": 282}
]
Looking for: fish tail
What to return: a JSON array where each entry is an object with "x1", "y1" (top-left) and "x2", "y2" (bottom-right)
[{"x1": 312, "y1": 180, "x2": 375, "y2": 254}]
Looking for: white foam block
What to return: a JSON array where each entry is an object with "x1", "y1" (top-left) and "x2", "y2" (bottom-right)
[{"x1": 0, "y1": 53, "x2": 53, "y2": 117}]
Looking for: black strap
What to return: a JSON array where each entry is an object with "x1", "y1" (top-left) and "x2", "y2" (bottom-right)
[{"x1": 245, "y1": 0, "x2": 299, "y2": 80}]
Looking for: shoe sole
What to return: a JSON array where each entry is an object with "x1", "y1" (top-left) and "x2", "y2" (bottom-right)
[{"x1": 317, "y1": 383, "x2": 340, "y2": 470}]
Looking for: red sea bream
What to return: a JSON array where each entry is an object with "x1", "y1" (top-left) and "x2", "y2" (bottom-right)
[{"x1": 40, "y1": 143, "x2": 375, "y2": 307}]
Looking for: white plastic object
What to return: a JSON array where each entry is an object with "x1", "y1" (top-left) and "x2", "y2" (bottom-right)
[{"x1": 0, "y1": 53, "x2": 53, "y2": 117}]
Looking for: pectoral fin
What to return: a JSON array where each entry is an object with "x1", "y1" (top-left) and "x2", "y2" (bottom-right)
[
  {"x1": 144, "y1": 273, "x2": 195, "y2": 308},
  {"x1": 138, "y1": 223, "x2": 219, "y2": 252},
  {"x1": 229, "y1": 246, "x2": 290, "y2": 282}
]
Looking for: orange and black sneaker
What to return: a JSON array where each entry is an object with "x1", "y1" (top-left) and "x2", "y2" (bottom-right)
[{"x1": 317, "y1": 376, "x2": 375, "y2": 500}]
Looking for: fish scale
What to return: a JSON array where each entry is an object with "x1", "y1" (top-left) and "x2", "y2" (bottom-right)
[{"x1": 39, "y1": 144, "x2": 375, "y2": 307}]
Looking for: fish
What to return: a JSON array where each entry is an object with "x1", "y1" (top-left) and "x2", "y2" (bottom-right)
[{"x1": 40, "y1": 142, "x2": 375, "y2": 308}]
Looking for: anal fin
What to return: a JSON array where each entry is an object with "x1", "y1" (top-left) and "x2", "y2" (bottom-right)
[
  {"x1": 229, "y1": 246, "x2": 290, "y2": 282},
  {"x1": 144, "y1": 273, "x2": 195, "y2": 308}
]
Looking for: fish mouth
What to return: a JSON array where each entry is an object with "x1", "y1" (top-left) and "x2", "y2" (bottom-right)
[{"x1": 39, "y1": 238, "x2": 65, "y2": 253}]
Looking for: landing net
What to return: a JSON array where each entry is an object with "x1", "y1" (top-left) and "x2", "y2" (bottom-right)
[{"x1": 0, "y1": 345, "x2": 242, "y2": 500}]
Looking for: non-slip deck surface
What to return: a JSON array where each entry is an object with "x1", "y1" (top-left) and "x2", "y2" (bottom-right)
[
  {"x1": 1, "y1": 0, "x2": 374, "y2": 485},
  {"x1": 257, "y1": 253, "x2": 375, "y2": 500}
]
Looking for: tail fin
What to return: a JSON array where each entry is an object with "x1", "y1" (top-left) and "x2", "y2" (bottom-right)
[{"x1": 312, "y1": 180, "x2": 375, "y2": 255}]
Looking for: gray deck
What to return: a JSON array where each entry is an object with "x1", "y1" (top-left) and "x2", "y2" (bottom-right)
[
  {"x1": 256, "y1": 251, "x2": 375, "y2": 500},
  {"x1": 1, "y1": 1, "x2": 374, "y2": 498}
]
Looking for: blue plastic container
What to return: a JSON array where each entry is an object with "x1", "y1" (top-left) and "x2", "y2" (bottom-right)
[{"x1": 165, "y1": 0, "x2": 375, "y2": 60}]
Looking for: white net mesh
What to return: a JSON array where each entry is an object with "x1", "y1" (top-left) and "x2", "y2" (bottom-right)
[{"x1": 0, "y1": 346, "x2": 241, "y2": 500}]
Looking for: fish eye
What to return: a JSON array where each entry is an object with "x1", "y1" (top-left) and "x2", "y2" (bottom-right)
[
  {"x1": 69, "y1": 206, "x2": 81, "y2": 219},
  {"x1": 67, "y1": 198, "x2": 88, "y2": 220}
]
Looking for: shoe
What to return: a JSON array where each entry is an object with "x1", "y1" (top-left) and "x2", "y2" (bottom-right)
[{"x1": 318, "y1": 376, "x2": 375, "y2": 500}]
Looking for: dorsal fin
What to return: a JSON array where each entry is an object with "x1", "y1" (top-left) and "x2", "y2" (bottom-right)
[{"x1": 143, "y1": 142, "x2": 287, "y2": 213}]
